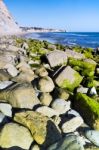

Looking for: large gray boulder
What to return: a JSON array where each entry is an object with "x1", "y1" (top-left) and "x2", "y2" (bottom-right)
[
  {"x1": 46, "y1": 50, "x2": 68, "y2": 68},
  {"x1": 65, "y1": 49, "x2": 85, "y2": 59}
]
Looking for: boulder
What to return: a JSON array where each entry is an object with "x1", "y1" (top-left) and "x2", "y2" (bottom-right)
[
  {"x1": 74, "y1": 93, "x2": 99, "y2": 130},
  {"x1": 0, "y1": 123, "x2": 33, "y2": 149},
  {"x1": 47, "y1": 134, "x2": 84, "y2": 150},
  {"x1": 46, "y1": 50, "x2": 68, "y2": 68},
  {"x1": 55, "y1": 66, "x2": 83, "y2": 91},
  {"x1": 36, "y1": 106, "x2": 59, "y2": 117},
  {"x1": 0, "y1": 83, "x2": 40, "y2": 109},
  {"x1": 39, "y1": 93, "x2": 52, "y2": 106},
  {"x1": 62, "y1": 116, "x2": 84, "y2": 133},
  {"x1": 14, "y1": 111, "x2": 61, "y2": 147},
  {"x1": 65, "y1": 49, "x2": 85, "y2": 59},
  {"x1": 0, "y1": 112, "x2": 5, "y2": 123},
  {"x1": 51, "y1": 99, "x2": 71, "y2": 115},
  {"x1": 38, "y1": 76, "x2": 55, "y2": 92}
]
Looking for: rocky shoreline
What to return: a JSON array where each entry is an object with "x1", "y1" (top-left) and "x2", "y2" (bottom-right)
[{"x1": 0, "y1": 36, "x2": 99, "y2": 150}]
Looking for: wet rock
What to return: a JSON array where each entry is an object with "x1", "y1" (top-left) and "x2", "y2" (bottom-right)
[
  {"x1": 38, "y1": 76, "x2": 55, "y2": 92},
  {"x1": 0, "y1": 83, "x2": 40, "y2": 109},
  {"x1": 36, "y1": 106, "x2": 59, "y2": 117},
  {"x1": 47, "y1": 134, "x2": 84, "y2": 150},
  {"x1": 62, "y1": 116, "x2": 83, "y2": 133},
  {"x1": 39, "y1": 93, "x2": 52, "y2": 106},
  {"x1": 74, "y1": 93, "x2": 99, "y2": 130},
  {"x1": 0, "y1": 103, "x2": 12, "y2": 117},
  {"x1": 51, "y1": 99, "x2": 71, "y2": 115},
  {"x1": 14, "y1": 111, "x2": 61, "y2": 147},
  {"x1": 85, "y1": 130, "x2": 99, "y2": 147},
  {"x1": 0, "y1": 123, "x2": 33, "y2": 149},
  {"x1": 55, "y1": 66, "x2": 83, "y2": 91},
  {"x1": 4, "y1": 64, "x2": 19, "y2": 77},
  {"x1": 46, "y1": 50, "x2": 68, "y2": 68}
]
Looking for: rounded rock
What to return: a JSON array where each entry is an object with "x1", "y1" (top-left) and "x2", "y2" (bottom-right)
[
  {"x1": 39, "y1": 93, "x2": 52, "y2": 106},
  {"x1": 38, "y1": 76, "x2": 55, "y2": 92}
]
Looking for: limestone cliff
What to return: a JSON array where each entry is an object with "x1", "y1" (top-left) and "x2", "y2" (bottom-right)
[{"x1": 0, "y1": 0, "x2": 21, "y2": 35}]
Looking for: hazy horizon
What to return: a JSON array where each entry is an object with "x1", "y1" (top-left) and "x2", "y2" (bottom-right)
[{"x1": 4, "y1": 0, "x2": 99, "y2": 32}]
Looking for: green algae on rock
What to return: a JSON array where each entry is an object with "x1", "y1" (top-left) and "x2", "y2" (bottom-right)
[
  {"x1": 55, "y1": 66, "x2": 83, "y2": 92},
  {"x1": 68, "y1": 58, "x2": 96, "y2": 77},
  {"x1": 74, "y1": 93, "x2": 99, "y2": 130}
]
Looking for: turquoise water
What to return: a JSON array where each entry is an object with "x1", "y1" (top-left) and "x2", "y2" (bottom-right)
[{"x1": 25, "y1": 32, "x2": 99, "y2": 48}]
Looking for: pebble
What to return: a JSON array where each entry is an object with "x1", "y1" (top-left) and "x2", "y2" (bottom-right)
[{"x1": 0, "y1": 103, "x2": 12, "y2": 117}]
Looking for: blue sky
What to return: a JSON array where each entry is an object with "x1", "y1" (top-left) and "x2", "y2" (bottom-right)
[{"x1": 4, "y1": 0, "x2": 99, "y2": 32}]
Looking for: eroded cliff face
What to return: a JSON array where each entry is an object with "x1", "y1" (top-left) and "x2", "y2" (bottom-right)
[{"x1": 0, "y1": 0, "x2": 21, "y2": 35}]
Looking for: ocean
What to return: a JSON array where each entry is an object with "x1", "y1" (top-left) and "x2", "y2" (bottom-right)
[{"x1": 24, "y1": 32, "x2": 99, "y2": 48}]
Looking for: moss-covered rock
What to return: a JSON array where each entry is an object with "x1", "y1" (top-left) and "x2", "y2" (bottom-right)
[
  {"x1": 68, "y1": 58, "x2": 96, "y2": 77},
  {"x1": 55, "y1": 66, "x2": 83, "y2": 92},
  {"x1": 74, "y1": 93, "x2": 99, "y2": 130},
  {"x1": 14, "y1": 111, "x2": 61, "y2": 147}
]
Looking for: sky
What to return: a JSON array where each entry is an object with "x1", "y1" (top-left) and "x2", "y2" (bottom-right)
[{"x1": 4, "y1": 0, "x2": 99, "y2": 32}]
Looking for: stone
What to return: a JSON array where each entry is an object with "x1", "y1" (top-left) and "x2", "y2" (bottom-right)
[
  {"x1": 89, "y1": 87, "x2": 97, "y2": 95},
  {"x1": 39, "y1": 93, "x2": 52, "y2": 106},
  {"x1": 4, "y1": 64, "x2": 19, "y2": 77},
  {"x1": 74, "y1": 93, "x2": 99, "y2": 130},
  {"x1": 31, "y1": 144, "x2": 40, "y2": 150},
  {"x1": 47, "y1": 44, "x2": 56, "y2": 50},
  {"x1": 0, "y1": 103, "x2": 12, "y2": 117},
  {"x1": 16, "y1": 61, "x2": 34, "y2": 74},
  {"x1": 0, "y1": 69, "x2": 11, "y2": 81},
  {"x1": 57, "y1": 88, "x2": 70, "y2": 100},
  {"x1": 38, "y1": 76, "x2": 55, "y2": 92},
  {"x1": 14, "y1": 111, "x2": 61, "y2": 147},
  {"x1": 77, "y1": 86, "x2": 88, "y2": 94},
  {"x1": 55, "y1": 66, "x2": 83, "y2": 91},
  {"x1": 12, "y1": 72, "x2": 34, "y2": 83},
  {"x1": 62, "y1": 116, "x2": 84, "y2": 133},
  {"x1": 65, "y1": 49, "x2": 85, "y2": 59},
  {"x1": 47, "y1": 134, "x2": 84, "y2": 150},
  {"x1": 52, "y1": 116, "x2": 61, "y2": 126},
  {"x1": 85, "y1": 130, "x2": 99, "y2": 147},
  {"x1": 36, "y1": 106, "x2": 59, "y2": 117},
  {"x1": 0, "y1": 112, "x2": 5, "y2": 123},
  {"x1": 0, "y1": 123, "x2": 33, "y2": 149},
  {"x1": 0, "y1": 83, "x2": 40, "y2": 109},
  {"x1": 0, "y1": 81, "x2": 13, "y2": 90},
  {"x1": 51, "y1": 99, "x2": 71, "y2": 115},
  {"x1": 68, "y1": 109, "x2": 81, "y2": 117},
  {"x1": 35, "y1": 66, "x2": 48, "y2": 77},
  {"x1": 46, "y1": 50, "x2": 68, "y2": 68}
]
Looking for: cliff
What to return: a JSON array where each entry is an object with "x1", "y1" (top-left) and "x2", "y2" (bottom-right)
[{"x1": 0, "y1": 0, "x2": 21, "y2": 35}]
